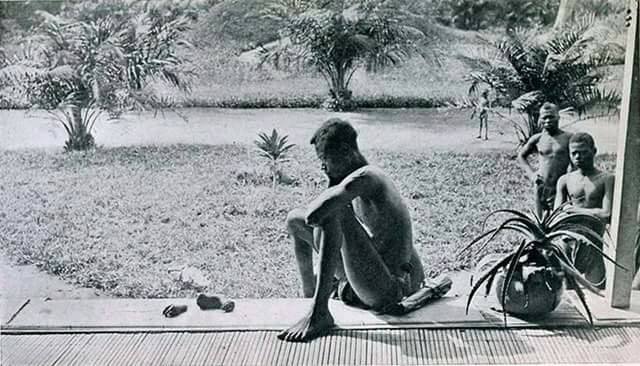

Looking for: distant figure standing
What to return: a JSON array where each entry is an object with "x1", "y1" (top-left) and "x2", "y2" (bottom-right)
[
  {"x1": 554, "y1": 133, "x2": 614, "y2": 288},
  {"x1": 517, "y1": 102, "x2": 573, "y2": 219},
  {"x1": 471, "y1": 90, "x2": 490, "y2": 140}
]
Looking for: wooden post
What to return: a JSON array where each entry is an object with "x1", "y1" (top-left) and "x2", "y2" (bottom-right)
[{"x1": 607, "y1": 0, "x2": 640, "y2": 308}]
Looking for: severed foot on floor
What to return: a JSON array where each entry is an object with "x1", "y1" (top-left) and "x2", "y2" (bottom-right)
[{"x1": 163, "y1": 304, "x2": 188, "y2": 318}]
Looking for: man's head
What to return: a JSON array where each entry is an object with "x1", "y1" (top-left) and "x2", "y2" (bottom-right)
[
  {"x1": 310, "y1": 118, "x2": 365, "y2": 183},
  {"x1": 569, "y1": 132, "x2": 597, "y2": 171},
  {"x1": 539, "y1": 102, "x2": 560, "y2": 132}
]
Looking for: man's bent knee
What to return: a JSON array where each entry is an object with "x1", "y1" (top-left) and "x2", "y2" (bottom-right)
[{"x1": 286, "y1": 208, "x2": 307, "y2": 234}]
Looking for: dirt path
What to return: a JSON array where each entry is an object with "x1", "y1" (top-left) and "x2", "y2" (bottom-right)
[
  {"x1": 0, "y1": 255, "x2": 103, "y2": 301},
  {"x1": 0, "y1": 108, "x2": 519, "y2": 152},
  {"x1": 0, "y1": 108, "x2": 618, "y2": 153}
]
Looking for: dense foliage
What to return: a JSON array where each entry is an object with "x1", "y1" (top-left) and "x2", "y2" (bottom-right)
[
  {"x1": 465, "y1": 15, "x2": 621, "y2": 144},
  {"x1": 259, "y1": 0, "x2": 427, "y2": 110},
  {"x1": 0, "y1": 0, "x2": 195, "y2": 150}
]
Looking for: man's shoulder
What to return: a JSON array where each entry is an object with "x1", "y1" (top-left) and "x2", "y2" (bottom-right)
[
  {"x1": 596, "y1": 170, "x2": 614, "y2": 184},
  {"x1": 349, "y1": 165, "x2": 386, "y2": 180},
  {"x1": 557, "y1": 170, "x2": 575, "y2": 185},
  {"x1": 528, "y1": 132, "x2": 543, "y2": 143},
  {"x1": 558, "y1": 130, "x2": 573, "y2": 140}
]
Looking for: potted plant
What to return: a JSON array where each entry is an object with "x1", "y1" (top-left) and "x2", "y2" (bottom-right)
[{"x1": 460, "y1": 205, "x2": 626, "y2": 324}]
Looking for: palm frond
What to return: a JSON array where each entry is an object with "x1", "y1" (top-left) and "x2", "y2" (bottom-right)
[
  {"x1": 481, "y1": 209, "x2": 545, "y2": 238},
  {"x1": 547, "y1": 230, "x2": 626, "y2": 271},
  {"x1": 511, "y1": 90, "x2": 543, "y2": 112},
  {"x1": 500, "y1": 239, "x2": 538, "y2": 324},
  {"x1": 554, "y1": 250, "x2": 604, "y2": 296},
  {"x1": 466, "y1": 253, "x2": 515, "y2": 315}
]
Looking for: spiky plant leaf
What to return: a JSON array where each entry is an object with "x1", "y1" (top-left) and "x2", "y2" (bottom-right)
[
  {"x1": 466, "y1": 253, "x2": 515, "y2": 315},
  {"x1": 463, "y1": 204, "x2": 624, "y2": 324},
  {"x1": 570, "y1": 276, "x2": 594, "y2": 325}
]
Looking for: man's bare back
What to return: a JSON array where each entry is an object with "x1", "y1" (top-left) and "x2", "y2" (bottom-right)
[
  {"x1": 282, "y1": 119, "x2": 425, "y2": 342},
  {"x1": 325, "y1": 166, "x2": 424, "y2": 287}
]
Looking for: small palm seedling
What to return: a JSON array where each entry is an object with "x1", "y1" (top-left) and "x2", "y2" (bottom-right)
[
  {"x1": 254, "y1": 129, "x2": 296, "y2": 188},
  {"x1": 459, "y1": 204, "x2": 627, "y2": 325}
]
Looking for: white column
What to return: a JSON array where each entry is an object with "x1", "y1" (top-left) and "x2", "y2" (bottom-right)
[{"x1": 607, "y1": 0, "x2": 640, "y2": 308}]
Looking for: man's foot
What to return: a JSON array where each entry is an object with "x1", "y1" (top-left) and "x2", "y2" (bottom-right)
[
  {"x1": 484, "y1": 136, "x2": 489, "y2": 140},
  {"x1": 277, "y1": 309, "x2": 335, "y2": 342},
  {"x1": 476, "y1": 135, "x2": 482, "y2": 139}
]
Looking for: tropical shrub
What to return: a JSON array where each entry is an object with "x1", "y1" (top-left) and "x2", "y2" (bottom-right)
[
  {"x1": 254, "y1": 129, "x2": 296, "y2": 188},
  {"x1": 0, "y1": 0, "x2": 194, "y2": 151},
  {"x1": 431, "y1": 0, "x2": 561, "y2": 30},
  {"x1": 257, "y1": 0, "x2": 426, "y2": 111},
  {"x1": 465, "y1": 15, "x2": 621, "y2": 145}
]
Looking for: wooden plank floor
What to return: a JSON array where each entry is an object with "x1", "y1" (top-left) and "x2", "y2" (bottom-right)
[{"x1": 2, "y1": 327, "x2": 640, "y2": 365}]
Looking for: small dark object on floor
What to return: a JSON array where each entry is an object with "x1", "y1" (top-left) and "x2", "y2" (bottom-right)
[
  {"x1": 197, "y1": 294, "x2": 222, "y2": 310},
  {"x1": 163, "y1": 304, "x2": 188, "y2": 318},
  {"x1": 222, "y1": 300, "x2": 235, "y2": 313}
]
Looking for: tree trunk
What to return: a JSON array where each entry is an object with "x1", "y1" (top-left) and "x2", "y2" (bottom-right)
[
  {"x1": 553, "y1": 0, "x2": 576, "y2": 29},
  {"x1": 327, "y1": 64, "x2": 353, "y2": 111},
  {"x1": 64, "y1": 106, "x2": 95, "y2": 151}
]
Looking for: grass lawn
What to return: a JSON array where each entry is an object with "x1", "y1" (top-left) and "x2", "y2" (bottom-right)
[{"x1": 0, "y1": 143, "x2": 616, "y2": 299}]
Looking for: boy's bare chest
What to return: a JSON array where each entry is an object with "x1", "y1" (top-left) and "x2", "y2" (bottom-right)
[{"x1": 567, "y1": 175, "x2": 605, "y2": 207}]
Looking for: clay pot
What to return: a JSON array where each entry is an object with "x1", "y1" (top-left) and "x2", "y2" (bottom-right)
[{"x1": 495, "y1": 265, "x2": 564, "y2": 316}]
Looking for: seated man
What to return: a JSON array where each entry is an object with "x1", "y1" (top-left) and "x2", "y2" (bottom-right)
[
  {"x1": 280, "y1": 118, "x2": 425, "y2": 342},
  {"x1": 554, "y1": 132, "x2": 614, "y2": 288}
]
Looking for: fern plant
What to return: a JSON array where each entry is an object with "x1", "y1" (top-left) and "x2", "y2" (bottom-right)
[
  {"x1": 254, "y1": 129, "x2": 296, "y2": 188},
  {"x1": 460, "y1": 205, "x2": 627, "y2": 325}
]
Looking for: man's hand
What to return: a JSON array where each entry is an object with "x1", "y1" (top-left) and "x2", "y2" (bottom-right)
[
  {"x1": 531, "y1": 173, "x2": 544, "y2": 185},
  {"x1": 278, "y1": 308, "x2": 335, "y2": 342}
]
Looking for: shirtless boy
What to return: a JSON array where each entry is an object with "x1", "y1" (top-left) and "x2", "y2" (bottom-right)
[
  {"x1": 554, "y1": 132, "x2": 614, "y2": 288},
  {"x1": 518, "y1": 102, "x2": 573, "y2": 218},
  {"x1": 281, "y1": 118, "x2": 425, "y2": 342}
]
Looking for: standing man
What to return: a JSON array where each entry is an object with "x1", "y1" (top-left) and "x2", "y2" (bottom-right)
[
  {"x1": 471, "y1": 89, "x2": 491, "y2": 140},
  {"x1": 281, "y1": 118, "x2": 425, "y2": 342},
  {"x1": 517, "y1": 102, "x2": 573, "y2": 218},
  {"x1": 554, "y1": 132, "x2": 614, "y2": 288}
]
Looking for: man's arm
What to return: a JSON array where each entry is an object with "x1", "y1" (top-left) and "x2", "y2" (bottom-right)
[
  {"x1": 305, "y1": 167, "x2": 380, "y2": 226},
  {"x1": 554, "y1": 174, "x2": 569, "y2": 210},
  {"x1": 517, "y1": 134, "x2": 541, "y2": 181}
]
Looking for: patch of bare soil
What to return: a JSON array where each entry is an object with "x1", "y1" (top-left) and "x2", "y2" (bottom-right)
[{"x1": 0, "y1": 256, "x2": 105, "y2": 300}]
